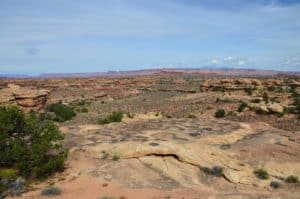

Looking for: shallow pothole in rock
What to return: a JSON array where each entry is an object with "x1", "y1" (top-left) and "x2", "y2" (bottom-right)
[{"x1": 149, "y1": 142, "x2": 160, "y2": 146}]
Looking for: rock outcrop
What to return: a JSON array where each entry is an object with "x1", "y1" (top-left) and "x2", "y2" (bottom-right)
[{"x1": 0, "y1": 84, "x2": 50, "y2": 111}]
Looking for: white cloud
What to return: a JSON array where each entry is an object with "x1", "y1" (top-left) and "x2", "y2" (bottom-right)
[
  {"x1": 238, "y1": 60, "x2": 246, "y2": 66},
  {"x1": 224, "y1": 56, "x2": 234, "y2": 61},
  {"x1": 211, "y1": 59, "x2": 219, "y2": 64}
]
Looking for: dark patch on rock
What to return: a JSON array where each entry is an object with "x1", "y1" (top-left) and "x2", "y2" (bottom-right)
[
  {"x1": 189, "y1": 132, "x2": 200, "y2": 137},
  {"x1": 149, "y1": 142, "x2": 160, "y2": 146},
  {"x1": 220, "y1": 144, "x2": 231, "y2": 150}
]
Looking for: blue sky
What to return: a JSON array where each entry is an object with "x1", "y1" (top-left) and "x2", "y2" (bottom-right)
[{"x1": 0, "y1": 0, "x2": 300, "y2": 74}]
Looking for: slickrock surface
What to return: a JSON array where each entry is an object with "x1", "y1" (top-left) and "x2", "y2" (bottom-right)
[{"x1": 19, "y1": 117, "x2": 300, "y2": 198}]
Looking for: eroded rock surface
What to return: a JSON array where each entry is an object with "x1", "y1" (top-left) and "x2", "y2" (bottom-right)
[
  {"x1": 61, "y1": 117, "x2": 300, "y2": 197},
  {"x1": 0, "y1": 84, "x2": 50, "y2": 111}
]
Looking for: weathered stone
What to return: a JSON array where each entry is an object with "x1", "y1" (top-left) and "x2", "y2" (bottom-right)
[
  {"x1": 267, "y1": 103, "x2": 284, "y2": 113},
  {"x1": 0, "y1": 84, "x2": 50, "y2": 111}
]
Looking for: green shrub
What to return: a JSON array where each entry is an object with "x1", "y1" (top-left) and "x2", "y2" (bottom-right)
[
  {"x1": 277, "y1": 112, "x2": 285, "y2": 118},
  {"x1": 201, "y1": 166, "x2": 223, "y2": 177},
  {"x1": 251, "y1": 98, "x2": 261, "y2": 103},
  {"x1": 244, "y1": 87, "x2": 254, "y2": 96},
  {"x1": 267, "y1": 86, "x2": 276, "y2": 92},
  {"x1": 39, "y1": 112, "x2": 55, "y2": 121},
  {"x1": 285, "y1": 175, "x2": 299, "y2": 183},
  {"x1": 112, "y1": 154, "x2": 120, "y2": 161},
  {"x1": 270, "y1": 181, "x2": 280, "y2": 189},
  {"x1": 98, "y1": 111, "x2": 123, "y2": 125},
  {"x1": 0, "y1": 168, "x2": 17, "y2": 180},
  {"x1": 215, "y1": 109, "x2": 225, "y2": 118},
  {"x1": 237, "y1": 102, "x2": 247, "y2": 112},
  {"x1": 41, "y1": 186, "x2": 62, "y2": 196},
  {"x1": 0, "y1": 106, "x2": 67, "y2": 179},
  {"x1": 284, "y1": 106, "x2": 296, "y2": 114},
  {"x1": 165, "y1": 114, "x2": 172, "y2": 118},
  {"x1": 46, "y1": 103, "x2": 76, "y2": 122},
  {"x1": 187, "y1": 114, "x2": 197, "y2": 118},
  {"x1": 263, "y1": 92, "x2": 269, "y2": 103},
  {"x1": 254, "y1": 169, "x2": 269, "y2": 179}
]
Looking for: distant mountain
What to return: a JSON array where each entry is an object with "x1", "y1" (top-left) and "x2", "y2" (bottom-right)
[
  {"x1": 1, "y1": 67, "x2": 299, "y2": 78},
  {"x1": 0, "y1": 74, "x2": 31, "y2": 79}
]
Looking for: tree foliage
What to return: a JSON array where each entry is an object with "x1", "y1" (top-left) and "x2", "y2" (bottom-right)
[
  {"x1": 0, "y1": 106, "x2": 67, "y2": 179},
  {"x1": 46, "y1": 103, "x2": 76, "y2": 122},
  {"x1": 98, "y1": 111, "x2": 123, "y2": 124}
]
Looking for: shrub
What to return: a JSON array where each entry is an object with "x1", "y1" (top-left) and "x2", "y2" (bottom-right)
[
  {"x1": 215, "y1": 109, "x2": 225, "y2": 118},
  {"x1": 0, "y1": 106, "x2": 67, "y2": 179},
  {"x1": 201, "y1": 166, "x2": 223, "y2": 177},
  {"x1": 251, "y1": 98, "x2": 261, "y2": 103},
  {"x1": 263, "y1": 92, "x2": 269, "y2": 103},
  {"x1": 254, "y1": 169, "x2": 269, "y2": 180},
  {"x1": 82, "y1": 107, "x2": 88, "y2": 113},
  {"x1": 46, "y1": 103, "x2": 76, "y2": 122},
  {"x1": 284, "y1": 106, "x2": 296, "y2": 114},
  {"x1": 98, "y1": 111, "x2": 123, "y2": 124},
  {"x1": 165, "y1": 114, "x2": 172, "y2": 118},
  {"x1": 187, "y1": 114, "x2": 197, "y2": 118},
  {"x1": 270, "y1": 181, "x2": 280, "y2": 189},
  {"x1": 285, "y1": 175, "x2": 299, "y2": 183},
  {"x1": 237, "y1": 102, "x2": 247, "y2": 112},
  {"x1": 112, "y1": 154, "x2": 120, "y2": 161},
  {"x1": 267, "y1": 86, "x2": 276, "y2": 92},
  {"x1": 41, "y1": 186, "x2": 62, "y2": 196},
  {"x1": 39, "y1": 112, "x2": 56, "y2": 121},
  {"x1": 244, "y1": 87, "x2": 254, "y2": 96},
  {"x1": 0, "y1": 168, "x2": 17, "y2": 180}
]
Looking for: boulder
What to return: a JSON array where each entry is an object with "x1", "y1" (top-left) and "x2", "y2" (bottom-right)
[
  {"x1": 0, "y1": 85, "x2": 50, "y2": 111},
  {"x1": 13, "y1": 89, "x2": 50, "y2": 111},
  {"x1": 256, "y1": 104, "x2": 269, "y2": 113},
  {"x1": 267, "y1": 103, "x2": 284, "y2": 113}
]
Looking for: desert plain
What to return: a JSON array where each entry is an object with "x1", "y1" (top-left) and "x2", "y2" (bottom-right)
[{"x1": 1, "y1": 69, "x2": 300, "y2": 199}]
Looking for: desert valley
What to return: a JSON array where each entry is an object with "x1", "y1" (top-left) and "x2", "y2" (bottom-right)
[{"x1": 0, "y1": 69, "x2": 299, "y2": 199}]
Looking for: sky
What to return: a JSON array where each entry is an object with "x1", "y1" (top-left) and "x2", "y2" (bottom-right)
[{"x1": 0, "y1": 0, "x2": 300, "y2": 74}]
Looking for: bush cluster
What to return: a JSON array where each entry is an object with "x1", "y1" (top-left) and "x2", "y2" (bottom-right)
[
  {"x1": 270, "y1": 181, "x2": 280, "y2": 189},
  {"x1": 46, "y1": 103, "x2": 76, "y2": 122},
  {"x1": 98, "y1": 111, "x2": 123, "y2": 124},
  {"x1": 251, "y1": 98, "x2": 261, "y2": 103},
  {"x1": 201, "y1": 166, "x2": 223, "y2": 177},
  {"x1": 253, "y1": 169, "x2": 269, "y2": 180},
  {"x1": 215, "y1": 109, "x2": 225, "y2": 118},
  {"x1": 263, "y1": 92, "x2": 269, "y2": 103},
  {"x1": 244, "y1": 87, "x2": 256, "y2": 96},
  {"x1": 237, "y1": 102, "x2": 247, "y2": 112},
  {"x1": 285, "y1": 175, "x2": 299, "y2": 183},
  {"x1": 0, "y1": 106, "x2": 67, "y2": 179}
]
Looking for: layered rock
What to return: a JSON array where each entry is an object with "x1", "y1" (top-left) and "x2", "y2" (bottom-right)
[{"x1": 0, "y1": 84, "x2": 50, "y2": 111}]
